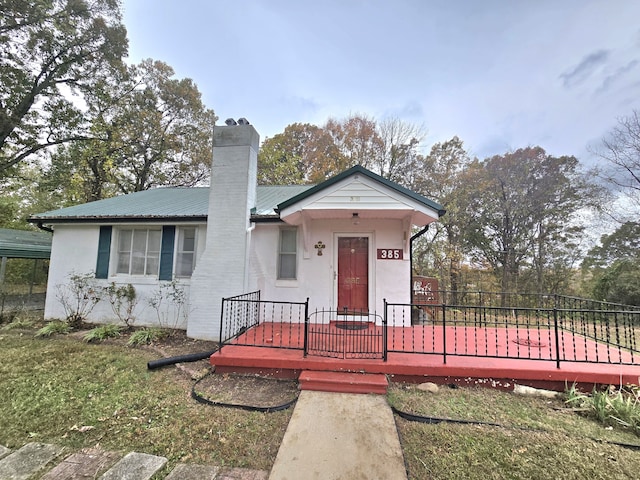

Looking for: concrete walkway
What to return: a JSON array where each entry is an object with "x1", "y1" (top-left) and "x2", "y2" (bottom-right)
[{"x1": 269, "y1": 391, "x2": 408, "y2": 480}]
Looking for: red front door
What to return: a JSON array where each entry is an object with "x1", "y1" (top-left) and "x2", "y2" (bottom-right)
[{"x1": 337, "y1": 237, "x2": 369, "y2": 314}]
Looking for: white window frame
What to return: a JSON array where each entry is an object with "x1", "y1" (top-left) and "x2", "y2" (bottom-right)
[
  {"x1": 277, "y1": 227, "x2": 298, "y2": 280},
  {"x1": 115, "y1": 227, "x2": 162, "y2": 277},
  {"x1": 175, "y1": 226, "x2": 197, "y2": 278}
]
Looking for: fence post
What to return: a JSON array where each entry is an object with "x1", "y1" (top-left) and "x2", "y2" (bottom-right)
[
  {"x1": 383, "y1": 299, "x2": 388, "y2": 362},
  {"x1": 303, "y1": 297, "x2": 309, "y2": 357},
  {"x1": 218, "y1": 297, "x2": 227, "y2": 353},
  {"x1": 553, "y1": 307, "x2": 561, "y2": 369},
  {"x1": 442, "y1": 302, "x2": 447, "y2": 364}
]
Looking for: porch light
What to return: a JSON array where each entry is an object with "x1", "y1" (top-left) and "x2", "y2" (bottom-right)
[{"x1": 352, "y1": 213, "x2": 360, "y2": 225}]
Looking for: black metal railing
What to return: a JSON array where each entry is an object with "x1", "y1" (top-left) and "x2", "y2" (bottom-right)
[
  {"x1": 305, "y1": 309, "x2": 385, "y2": 359},
  {"x1": 386, "y1": 299, "x2": 640, "y2": 366},
  {"x1": 219, "y1": 291, "x2": 308, "y2": 352},
  {"x1": 218, "y1": 290, "x2": 640, "y2": 366}
]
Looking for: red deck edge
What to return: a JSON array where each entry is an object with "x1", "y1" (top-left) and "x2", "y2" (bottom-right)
[{"x1": 211, "y1": 345, "x2": 640, "y2": 392}]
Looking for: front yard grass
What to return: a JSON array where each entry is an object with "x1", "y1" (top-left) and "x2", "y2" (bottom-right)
[
  {"x1": 389, "y1": 383, "x2": 640, "y2": 479},
  {"x1": 3, "y1": 323, "x2": 640, "y2": 479},
  {"x1": 0, "y1": 329, "x2": 291, "y2": 472}
]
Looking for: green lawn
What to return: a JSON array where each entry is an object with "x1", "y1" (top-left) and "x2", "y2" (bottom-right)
[
  {"x1": 0, "y1": 329, "x2": 290, "y2": 472},
  {"x1": 389, "y1": 383, "x2": 640, "y2": 479},
  {"x1": 2, "y1": 326, "x2": 640, "y2": 479}
]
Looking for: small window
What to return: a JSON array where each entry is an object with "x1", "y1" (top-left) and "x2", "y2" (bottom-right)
[
  {"x1": 278, "y1": 228, "x2": 297, "y2": 280},
  {"x1": 116, "y1": 228, "x2": 161, "y2": 276},
  {"x1": 176, "y1": 227, "x2": 197, "y2": 277}
]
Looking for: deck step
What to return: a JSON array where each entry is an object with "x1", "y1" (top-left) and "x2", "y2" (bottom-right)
[{"x1": 298, "y1": 370, "x2": 388, "y2": 395}]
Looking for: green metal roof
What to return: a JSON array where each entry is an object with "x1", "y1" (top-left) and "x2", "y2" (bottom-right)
[
  {"x1": 277, "y1": 165, "x2": 446, "y2": 216},
  {"x1": 30, "y1": 188, "x2": 210, "y2": 222},
  {"x1": 29, "y1": 186, "x2": 314, "y2": 224},
  {"x1": 253, "y1": 185, "x2": 313, "y2": 215},
  {"x1": 0, "y1": 228, "x2": 52, "y2": 259},
  {"x1": 28, "y1": 169, "x2": 442, "y2": 225}
]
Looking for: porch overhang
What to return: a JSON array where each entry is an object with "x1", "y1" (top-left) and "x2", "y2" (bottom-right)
[{"x1": 277, "y1": 207, "x2": 438, "y2": 227}]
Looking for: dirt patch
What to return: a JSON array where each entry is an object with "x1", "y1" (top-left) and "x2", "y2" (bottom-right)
[{"x1": 194, "y1": 373, "x2": 299, "y2": 409}]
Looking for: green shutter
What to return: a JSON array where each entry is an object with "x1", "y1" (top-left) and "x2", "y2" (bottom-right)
[
  {"x1": 95, "y1": 226, "x2": 112, "y2": 279},
  {"x1": 159, "y1": 226, "x2": 175, "y2": 281}
]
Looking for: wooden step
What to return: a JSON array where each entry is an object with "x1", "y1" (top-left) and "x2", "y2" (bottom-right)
[{"x1": 298, "y1": 370, "x2": 388, "y2": 395}]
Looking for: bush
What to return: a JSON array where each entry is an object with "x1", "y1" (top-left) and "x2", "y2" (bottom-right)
[
  {"x1": 103, "y1": 282, "x2": 138, "y2": 327},
  {"x1": 83, "y1": 324, "x2": 123, "y2": 343},
  {"x1": 56, "y1": 272, "x2": 102, "y2": 328},
  {"x1": 36, "y1": 320, "x2": 72, "y2": 337},
  {"x1": 565, "y1": 384, "x2": 640, "y2": 435},
  {"x1": 127, "y1": 327, "x2": 168, "y2": 346}
]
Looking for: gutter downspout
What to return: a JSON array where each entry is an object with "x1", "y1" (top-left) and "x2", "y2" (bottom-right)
[{"x1": 409, "y1": 225, "x2": 429, "y2": 304}]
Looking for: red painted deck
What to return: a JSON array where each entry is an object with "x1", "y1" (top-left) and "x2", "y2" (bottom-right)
[{"x1": 210, "y1": 322, "x2": 640, "y2": 391}]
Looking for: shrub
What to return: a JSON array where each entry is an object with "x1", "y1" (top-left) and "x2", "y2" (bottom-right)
[
  {"x1": 127, "y1": 327, "x2": 168, "y2": 346},
  {"x1": 565, "y1": 383, "x2": 640, "y2": 435},
  {"x1": 148, "y1": 280, "x2": 189, "y2": 329},
  {"x1": 36, "y1": 320, "x2": 72, "y2": 337},
  {"x1": 83, "y1": 324, "x2": 123, "y2": 343},
  {"x1": 56, "y1": 272, "x2": 102, "y2": 328},
  {"x1": 103, "y1": 282, "x2": 138, "y2": 327}
]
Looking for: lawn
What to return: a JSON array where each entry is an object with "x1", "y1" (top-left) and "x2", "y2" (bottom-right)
[
  {"x1": 2, "y1": 323, "x2": 640, "y2": 479},
  {"x1": 0, "y1": 327, "x2": 291, "y2": 473},
  {"x1": 389, "y1": 383, "x2": 640, "y2": 480}
]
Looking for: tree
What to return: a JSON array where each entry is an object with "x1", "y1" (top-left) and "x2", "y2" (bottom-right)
[
  {"x1": 411, "y1": 137, "x2": 470, "y2": 297},
  {"x1": 374, "y1": 117, "x2": 425, "y2": 184},
  {"x1": 582, "y1": 221, "x2": 640, "y2": 269},
  {"x1": 46, "y1": 59, "x2": 216, "y2": 200},
  {"x1": 463, "y1": 147, "x2": 597, "y2": 295},
  {"x1": 0, "y1": 0, "x2": 128, "y2": 177},
  {"x1": 258, "y1": 123, "x2": 324, "y2": 185},
  {"x1": 257, "y1": 115, "x2": 425, "y2": 185},
  {"x1": 594, "y1": 110, "x2": 640, "y2": 216},
  {"x1": 592, "y1": 259, "x2": 640, "y2": 306}
]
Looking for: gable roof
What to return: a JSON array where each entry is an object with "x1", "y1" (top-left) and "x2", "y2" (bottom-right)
[
  {"x1": 28, "y1": 166, "x2": 443, "y2": 226},
  {"x1": 0, "y1": 228, "x2": 52, "y2": 259},
  {"x1": 29, "y1": 185, "x2": 313, "y2": 224},
  {"x1": 277, "y1": 165, "x2": 445, "y2": 216}
]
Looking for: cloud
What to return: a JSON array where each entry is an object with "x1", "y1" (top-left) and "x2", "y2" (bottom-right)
[
  {"x1": 596, "y1": 59, "x2": 640, "y2": 94},
  {"x1": 560, "y1": 50, "x2": 610, "y2": 87}
]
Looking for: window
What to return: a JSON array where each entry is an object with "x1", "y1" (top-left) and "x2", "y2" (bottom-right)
[
  {"x1": 116, "y1": 228, "x2": 161, "y2": 276},
  {"x1": 176, "y1": 227, "x2": 197, "y2": 277},
  {"x1": 278, "y1": 228, "x2": 297, "y2": 280}
]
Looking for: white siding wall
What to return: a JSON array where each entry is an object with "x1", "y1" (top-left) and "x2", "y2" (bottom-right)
[
  {"x1": 250, "y1": 218, "x2": 411, "y2": 326},
  {"x1": 44, "y1": 223, "x2": 206, "y2": 329}
]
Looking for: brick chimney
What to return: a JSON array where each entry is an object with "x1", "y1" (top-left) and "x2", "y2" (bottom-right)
[{"x1": 187, "y1": 123, "x2": 259, "y2": 340}]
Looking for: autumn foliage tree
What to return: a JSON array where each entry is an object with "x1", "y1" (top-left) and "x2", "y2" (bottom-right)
[
  {"x1": 462, "y1": 147, "x2": 598, "y2": 295},
  {"x1": 257, "y1": 114, "x2": 425, "y2": 185},
  {"x1": 0, "y1": 0, "x2": 128, "y2": 177}
]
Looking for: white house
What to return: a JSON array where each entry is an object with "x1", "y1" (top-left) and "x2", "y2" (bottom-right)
[{"x1": 30, "y1": 123, "x2": 444, "y2": 341}]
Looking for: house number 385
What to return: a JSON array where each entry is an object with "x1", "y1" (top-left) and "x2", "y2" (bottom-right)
[{"x1": 377, "y1": 249, "x2": 403, "y2": 260}]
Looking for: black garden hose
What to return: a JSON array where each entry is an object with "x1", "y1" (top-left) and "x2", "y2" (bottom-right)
[
  {"x1": 191, "y1": 372, "x2": 298, "y2": 412},
  {"x1": 147, "y1": 349, "x2": 218, "y2": 370},
  {"x1": 390, "y1": 405, "x2": 640, "y2": 450}
]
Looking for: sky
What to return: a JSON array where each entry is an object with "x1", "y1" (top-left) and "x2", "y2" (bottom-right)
[{"x1": 121, "y1": 0, "x2": 640, "y2": 164}]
